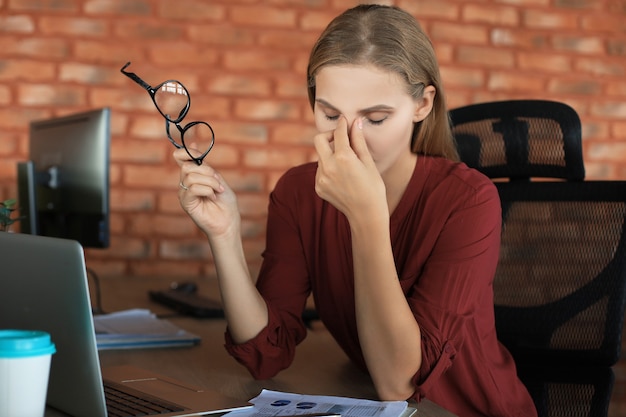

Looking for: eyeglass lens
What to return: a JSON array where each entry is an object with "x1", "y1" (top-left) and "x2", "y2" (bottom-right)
[
  {"x1": 166, "y1": 120, "x2": 215, "y2": 165},
  {"x1": 154, "y1": 81, "x2": 189, "y2": 123}
]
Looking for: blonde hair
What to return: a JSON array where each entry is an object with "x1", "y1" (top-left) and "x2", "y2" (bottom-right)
[{"x1": 307, "y1": 4, "x2": 459, "y2": 161}]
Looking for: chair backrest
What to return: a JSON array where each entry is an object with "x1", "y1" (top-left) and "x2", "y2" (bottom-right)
[
  {"x1": 449, "y1": 100, "x2": 585, "y2": 181},
  {"x1": 494, "y1": 181, "x2": 626, "y2": 368},
  {"x1": 493, "y1": 180, "x2": 626, "y2": 417}
]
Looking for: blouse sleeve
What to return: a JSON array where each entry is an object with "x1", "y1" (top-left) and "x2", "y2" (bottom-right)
[
  {"x1": 224, "y1": 168, "x2": 312, "y2": 380},
  {"x1": 408, "y1": 176, "x2": 502, "y2": 400}
]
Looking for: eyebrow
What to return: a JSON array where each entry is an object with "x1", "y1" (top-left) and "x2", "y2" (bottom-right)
[{"x1": 315, "y1": 98, "x2": 394, "y2": 114}]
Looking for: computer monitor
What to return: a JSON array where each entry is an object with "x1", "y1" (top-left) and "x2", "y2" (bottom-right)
[{"x1": 17, "y1": 108, "x2": 111, "y2": 248}]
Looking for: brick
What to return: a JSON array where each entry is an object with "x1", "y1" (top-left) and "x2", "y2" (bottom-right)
[
  {"x1": 89, "y1": 88, "x2": 154, "y2": 113},
  {"x1": 39, "y1": 16, "x2": 109, "y2": 37},
  {"x1": 223, "y1": 51, "x2": 292, "y2": 72},
  {"x1": 157, "y1": 0, "x2": 225, "y2": 21},
  {"x1": 187, "y1": 24, "x2": 256, "y2": 46},
  {"x1": 243, "y1": 147, "x2": 310, "y2": 169},
  {"x1": 574, "y1": 58, "x2": 625, "y2": 77},
  {"x1": 439, "y1": 67, "x2": 485, "y2": 89},
  {"x1": 9, "y1": 0, "x2": 78, "y2": 12},
  {"x1": 522, "y1": 9, "x2": 579, "y2": 30},
  {"x1": 501, "y1": 0, "x2": 550, "y2": 5},
  {"x1": 104, "y1": 236, "x2": 153, "y2": 259},
  {"x1": 234, "y1": 98, "x2": 301, "y2": 121},
  {"x1": 457, "y1": 46, "x2": 515, "y2": 68},
  {"x1": 272, "y1": 123, "x2": 319, "y2": 145},
  {"x1": 554, "y1": 0, "x2": 604, "y2": 10},
  {"x1": 237, "y1": 193, "x2": 270, "y2": 217},
  {"x1": 608, "y1": 39, "x2": 626, "y2": 57},
  {"x1": 0, "y1": 131, "x2": 18, "y2": 155},
  {"x1": 487, "y1": 71, "x2": 546, "y2": 92},
  {"x1": 124, "y1": 165, "x2": 180, "y2": 188},
  {"x1": 434, "y1": 43, "x2": 454, "y2": 64},
  {"x1": 230, "y1": 6, "x2": 297, "y2": 28},
  {"x1": 0, "y1": 107, "x2": 53, "y2": 130},
  {"x1": 208, "y1": 74, "x2": 271, "y2": 97},
  {"x1": 0, "y1": 85, "x2": 11, "y2": 106},
  {"x1": 9, "y1": 37, "x2": 71, "y2": 59},
  {"x1": 258, "y1": 30, "x2": 319, "y2": 50},
  {"x1": 203, "y1": 144, "x2": 240, "y2": 168},
  {"x1": 185, "y1": 95, "x2": 231, "y2": 120},
  {"x1": 548, "y1": 78, "x2": 603, "y2": 95},
  {"x1": 583, "y1": 161, "x2": 614, "y2": 180},
  {"x1": 219, "y1": 170, "x2": 264, "y2": 193},
  {"x1": 129, "y1": 214, "x2": 198, "y2": 237},
  {"x1": 18, "y1": 84, "x2": 86, "y2": 107},
  {"x1": 211, "y1": 121, "x2": 268, "y2": 145},
  {"x1": 128, "y1": 114, "x2": 168, "y2": 139},
  {"x1": 462, "y1": 4, "x2": 519, "y2": 26},
  {"x1": 582, "y1": 14, "x2": 626, "y2": 32},
  {"x1": 110, "y1": 188, "x2": 155, "y2": 211},
  {"x1": 581, "y1": 120, "x2": 609, "y2": 139},
  {"x1": 159, "y1": 239, "x2": 212, "y2": 260},
  {"x1": 84, "y1": 0, "x2": 152, "y2": 16},
  {"x1": 552, "y1": 35, "x2": 605, "y2": 55},
  {"x1": 430, "y1": 22, "x2": 489, "y2": 45},
  {"x1": 612, "y1": 121, "x2": 626, "y2": 139},
  {"x1": 398, "y1": 0, "x2": 460, "y2": 20},
  {"x1": 114, "y1": 21, "x2": 184, "y2": 41},
  {"x1": 491, "y1": 28, "x2": 550, "y2": 49},
  {"x1": 0, "y1": 15, "x2": 35, "y2": 33},
  {"x1": 241, "y1": 218, "x2": 265, "y2": 239},
  {"x1": 300, "y1": 10, "x2": 342, "y2": 31},
  {"x1": 60, "y1": 63, "x2": 122, "y2": 85},
  {"x1": 110, "y1": 138, "x2": 167, "y2": 164},
  {"x1": 74, "y1": 40, "x2": 144, "y2": 64},
  {"x1": 517, "y1": 52, "x2": 572, "y2": 72},
  {"x1": 590, "y1": 102, "x2": 626, "y2": 119},
  {"x1": 587, "y1": 141, "x2": 626, "y2": 161}
]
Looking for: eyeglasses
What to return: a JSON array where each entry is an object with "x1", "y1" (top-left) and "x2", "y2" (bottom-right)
[{"x1": 120, "y1": 62, "x2": 214, "y2": 165}]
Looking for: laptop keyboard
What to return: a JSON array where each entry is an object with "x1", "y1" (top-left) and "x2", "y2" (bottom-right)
[{"x1": 104, "y1": 381, "x2": 186, "y2": 416}]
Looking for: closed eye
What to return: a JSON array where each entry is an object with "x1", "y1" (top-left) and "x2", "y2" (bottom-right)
[{"x1": 324, "y1": 114, "x2": 388, "y2": 125}]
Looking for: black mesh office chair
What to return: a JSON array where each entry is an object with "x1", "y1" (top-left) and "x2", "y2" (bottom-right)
[{"x1": 450, "y1": 100, "x2": 626, "y2": 417}]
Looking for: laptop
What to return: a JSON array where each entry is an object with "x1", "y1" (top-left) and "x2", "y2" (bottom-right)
[{"x1": 0, "y1": 232, "x2": 251, "y2": 417}]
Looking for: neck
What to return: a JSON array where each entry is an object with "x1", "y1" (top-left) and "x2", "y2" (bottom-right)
[{"x1": 382, "y1": 153, "x2": 418, "y2": 215}]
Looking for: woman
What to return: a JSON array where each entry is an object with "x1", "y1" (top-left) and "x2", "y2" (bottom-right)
[{"x1": 174, "y1": 4, "x2": 537, "y2": 417}]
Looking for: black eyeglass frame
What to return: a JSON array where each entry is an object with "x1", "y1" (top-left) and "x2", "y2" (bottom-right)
[{"x1": 120, "y1": 61, "x2": 214, "y2": 165}]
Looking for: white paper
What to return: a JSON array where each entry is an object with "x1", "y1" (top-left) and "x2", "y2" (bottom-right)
[
  {"x1": 93, "y1": 308, "x2": 200, "y2": 350},
  {"x1": 226, "y1": 389, "x2": 407, "y2": 417}
]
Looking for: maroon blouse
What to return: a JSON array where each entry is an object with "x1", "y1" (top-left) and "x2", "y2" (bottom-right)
[{"x1": 225, "y1": 156, "x2": 537, "y2": 417}]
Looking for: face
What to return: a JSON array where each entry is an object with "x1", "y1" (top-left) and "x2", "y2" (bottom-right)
[{"x1": 313, "y1": 64, "x2": 433, "y2": 173}]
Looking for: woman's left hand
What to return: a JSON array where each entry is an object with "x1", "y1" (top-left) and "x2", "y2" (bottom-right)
[{"x1": 313, "y1": 116, "x2": 387, "y2": 221}]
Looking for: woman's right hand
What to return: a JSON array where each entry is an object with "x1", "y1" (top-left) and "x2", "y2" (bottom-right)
[{"x1": 173, "y1": 146, "x2": 240, "y2": 240}]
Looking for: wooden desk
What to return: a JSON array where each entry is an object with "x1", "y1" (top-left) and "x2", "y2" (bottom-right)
[{"x1": 49, "y1": 277, "x2": 456, "y2": 417}]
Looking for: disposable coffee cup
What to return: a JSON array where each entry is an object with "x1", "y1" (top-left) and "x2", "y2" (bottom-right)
[{"x1": 0, "y1": 330, "x2": 56, "y2": 417}]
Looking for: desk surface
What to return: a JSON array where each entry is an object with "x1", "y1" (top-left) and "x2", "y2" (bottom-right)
[{"x1": 49, "y1": 276, "x2": 456, "y2": 417}]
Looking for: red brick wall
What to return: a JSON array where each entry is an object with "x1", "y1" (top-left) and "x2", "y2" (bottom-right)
[{"x1": 1, "y1": 0, "x2": 625, "y2": 279}]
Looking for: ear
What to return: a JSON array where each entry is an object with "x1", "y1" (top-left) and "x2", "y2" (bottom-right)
[{"x1": 412, "y1": 85, "x2": 436, "y2": 123}]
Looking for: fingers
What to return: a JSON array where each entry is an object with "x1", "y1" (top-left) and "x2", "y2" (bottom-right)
[
  {"x1": 349, "y1": 117, "x2": 374, "y2": 166},
  {"x1": 175, "y1": 148, "x2": 224, "y2": 199}
]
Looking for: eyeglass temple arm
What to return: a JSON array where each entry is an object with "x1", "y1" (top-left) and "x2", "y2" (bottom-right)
[{"x1": 120, "y1": 62, "x2": 154, "y2": 92}]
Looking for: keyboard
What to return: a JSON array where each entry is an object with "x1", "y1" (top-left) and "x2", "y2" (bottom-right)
[{"x1": 104, "y1": 381, "x2": 185, "y2": 416}]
